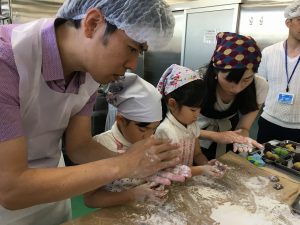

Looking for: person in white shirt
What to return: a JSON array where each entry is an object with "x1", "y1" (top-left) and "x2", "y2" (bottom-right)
[{"x1": 257, "y1": 0, "x2": 300, "y2": 143}]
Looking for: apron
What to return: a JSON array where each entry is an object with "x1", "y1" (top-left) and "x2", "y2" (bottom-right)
[
  {"x1": 200, "y1": 114, "x2": 237, "y2": 158},
  {"x1": 0, "y1": 19, "x2": 99, "y2": 225},
  {"x1": 200, "y1": 92, "x2": 240, "y2": 158}
]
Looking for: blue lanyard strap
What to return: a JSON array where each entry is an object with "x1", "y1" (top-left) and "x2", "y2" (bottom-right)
[{"x1": 285, "y1": 40, "x2": 300, "y2": 92}]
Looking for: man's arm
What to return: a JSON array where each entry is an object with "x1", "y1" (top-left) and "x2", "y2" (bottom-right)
[
  {"x1": 0, "y1": 136, "x2": 180, "y2": 210},
  {"x1": 0, "y1": 137, "x2": 126, "y2": 210},
  {"x1": 64, "y1": 115, "x2": 117, "y2": 164}
]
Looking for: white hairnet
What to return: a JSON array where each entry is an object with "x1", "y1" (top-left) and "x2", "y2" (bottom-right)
[
  {"x1": 284, "y1": 0, "x2": 300, "y2": 19},
  {"x1": 106, "y1": 73, "x2": 162, "y2": 122},
  {"x1": 56, "y1": 0, "x2": 175, "y2": 49}
]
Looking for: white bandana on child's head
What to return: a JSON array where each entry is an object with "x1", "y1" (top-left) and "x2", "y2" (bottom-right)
[
  {"x1": 157, "y1": 64, "x2": 200, "y2": 95},
  {"x1": 107, "y1": 73, "x2": 162, "y2": 122}
]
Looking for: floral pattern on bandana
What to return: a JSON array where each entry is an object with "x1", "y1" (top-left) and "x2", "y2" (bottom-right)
[{"x1": 157, "y1": 64, "x2": 200, "y2": 95}]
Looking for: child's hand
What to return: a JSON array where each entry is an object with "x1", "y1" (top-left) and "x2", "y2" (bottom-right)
[
  {"x1": 146, "y1": 165, "x2": 192, "y2": 185},
  {"x1": 130, "y1": 182, "x2": 169, "y2": 204},
  {"x1": 208, "y1": 159, "x2": 227, "y2": 170},
  {"x1": 208, "y1": 160, "x2": 227, "y2": 177},
  {"x1": 145, "y1": 174, "x2": 171, "y2": 185},
  {"x1": 164, "y1": 164, "x2": 192, "y2": 179},
  {"x1": 200, "y1": 165, "x2": 223, "y2": 177}
]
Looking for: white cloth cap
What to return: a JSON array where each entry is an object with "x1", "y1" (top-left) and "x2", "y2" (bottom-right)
[
  {"x1": 284, "y1": 0, "x2": 300, "y2": 19},
  {"x1": 56, "y1": 0, "x2": 175, "y2": 49},
  {"x1": 106, "y1": 73, "x2": 162, "y2": 122}
]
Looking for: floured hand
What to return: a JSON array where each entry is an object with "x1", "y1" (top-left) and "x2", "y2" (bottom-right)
[
  {"x1": 209, "y1": 160, "x2": 227, "y2": 177},
  {"x1": 233, "y1": 137, "x2": 263, "y2": 153},
  {"x1": 146, "y1": 165, "x2": 191, "y2": 185},
  {"x1": 131, "y1": 182, "x2": 169, "y2": 204}
]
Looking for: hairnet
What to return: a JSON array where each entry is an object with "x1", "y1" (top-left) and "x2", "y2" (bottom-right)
[
  {"x1": 284, "y1": 0, "x2": 300, "y2": 19},
  {"x1": 56, "y1": 0, "x2": 175, "y2": 49},
  {"x1": 211, "y1": 32, "x2": 261, "y2": 71},
  {"x1": 106, "y1": 73, "x2": 162, "y2": 122}
]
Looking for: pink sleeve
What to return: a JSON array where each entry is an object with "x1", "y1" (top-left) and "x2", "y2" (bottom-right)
[{"x1": 0, "y1": 55, "x2": 24, "y2": 142}]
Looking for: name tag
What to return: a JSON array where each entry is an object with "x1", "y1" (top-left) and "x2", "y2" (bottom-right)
[{"x1": 277, "y1": 92, "x2": 294, "y2": 105}]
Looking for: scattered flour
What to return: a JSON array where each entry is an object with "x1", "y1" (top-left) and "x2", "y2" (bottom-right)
[
  {"x1": 242, "y1": 176, "x2": 270, "y2": 190},
  {"x1": 122, "y1": 173, "x2": 300, "y2": 225},
  {"x1": 211, "y1": 199, "x2": 300, "y2": 225},
  {"x1": 187, "y1": 185, "x2": 227, "y2": 200},
  {"x1": 136, "y1": 213, "x2": 187, "y2": 225},
  {"x1": 210, "y1": 176, "x2": 300, "y2": 225},
  {"x1": 129, "y1": 203, "x2": 188, "y2": 225},
  {"x1": 211, "y1": 202, "x2": 273, "y2": 225}
]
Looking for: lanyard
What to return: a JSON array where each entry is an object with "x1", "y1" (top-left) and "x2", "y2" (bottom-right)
[{"x1": 285, "y1": 40, "x2": 300, "y2": 92}]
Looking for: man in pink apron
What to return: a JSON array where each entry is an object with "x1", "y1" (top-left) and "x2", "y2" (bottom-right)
[{"x1": 0, "y1": 1, "x2": 180, "y2": 224}]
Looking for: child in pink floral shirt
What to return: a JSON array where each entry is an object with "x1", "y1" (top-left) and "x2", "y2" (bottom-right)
[{"x1": 156, "y1": 64, "x2": 226, "y2": 177}]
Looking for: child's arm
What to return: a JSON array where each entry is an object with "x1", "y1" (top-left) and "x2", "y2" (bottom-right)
[
  {"x1": 190, "y1": 139, "x2": 224, "y2": 177},
  {"x1": 84, "y1": 187, "x2": 135, "y2": 208},
  {"x1": 190, "y1": 165, "x2": 219, "y2": 177},
  {"x1": 193, "y1": 138, "x2": 208, "y2": 166},
  {"x1": 84, "y1": 183, "x2": 168, "y2": 208}
]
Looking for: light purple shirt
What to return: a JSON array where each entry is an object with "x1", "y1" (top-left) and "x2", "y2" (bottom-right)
[{"x1": 0, "y1": 20, "x2": 97, "y2": 142}]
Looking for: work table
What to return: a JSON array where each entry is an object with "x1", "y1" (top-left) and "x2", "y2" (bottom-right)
[{"x1": 62, "y1": 152, "x2": 300, "y2": 225}]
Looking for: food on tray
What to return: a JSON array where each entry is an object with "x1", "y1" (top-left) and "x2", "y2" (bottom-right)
[
  {"x1": 293, "y1": 162, "x2": 300, "y2": 171},
  {"x1": 264, "y1": 151, "x2": 280, "y2": 161},
  {"x1": 285, "y1": 144, "x2": 296, "y2": 152},
  {"x1": 273, "y1": 147, "x2": 289, "y2": 156},
  {"x1": 262, "y1": 140, "x2": 300, "y2": 176},
  {"x1": 279, "y1": 141, "x2": 297, "y2": 152}
]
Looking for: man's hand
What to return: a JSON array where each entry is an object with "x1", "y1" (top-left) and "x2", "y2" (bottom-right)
[{"x1": 121, "y1": 136, "x2": 181, "y2": 179}]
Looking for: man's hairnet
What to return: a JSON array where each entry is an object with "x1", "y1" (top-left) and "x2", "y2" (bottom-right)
[
  {"x1": 56, "y1": 0, "x2": 175, "y2": 49},
  {"x1": 284, "y1": 0, "x2": 300, "y2": 19}
]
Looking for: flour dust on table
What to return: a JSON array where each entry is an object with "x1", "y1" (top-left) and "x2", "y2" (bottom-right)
[{"x1": 93, "y1": 159, "x2": 300, "y2": 225}]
